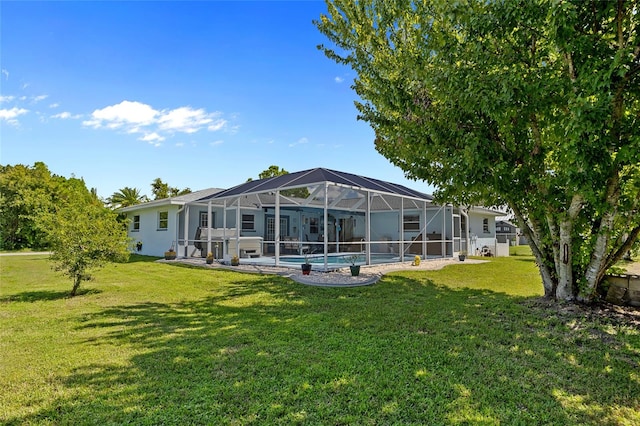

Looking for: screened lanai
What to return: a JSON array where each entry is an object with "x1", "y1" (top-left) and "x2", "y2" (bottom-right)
[{"x1": 177, "y1": 168, "x2": 468, "y2": 271}]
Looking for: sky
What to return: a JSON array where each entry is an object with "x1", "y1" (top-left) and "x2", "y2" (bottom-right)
[{"x1": 1, "y1": 1, "x2": 434, "y2": 200}]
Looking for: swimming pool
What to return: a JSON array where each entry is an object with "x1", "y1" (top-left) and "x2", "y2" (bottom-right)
[{"x1": 279, "y1": 253, "x2": 398, "y2": 265}]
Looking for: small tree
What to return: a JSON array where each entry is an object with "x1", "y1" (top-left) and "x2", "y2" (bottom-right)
[{"x1": 41, "y1": 182, "x2": 130, "y2": 296}]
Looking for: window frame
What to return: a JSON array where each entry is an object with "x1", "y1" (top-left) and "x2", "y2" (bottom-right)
[
  {"x1": 158, "y1": 211, "x2": 169, "y2": 230},
  {"x1": 132, "y1": 215, "x2": 140, "y2": 232},
  {"x1": 483, "y1": 218, "x2": 489, "y2": 233},
  {"x1": 241, "y1": 214, "x2": 255, "y2": 231},
  {"x1": 309, "y1": 217, "x2": 319, "y2": 234},
  {"x1": 200, "y1": 211, "x2": 217, "y2": 229},
  {"x1": 403, "y1": 214, "x2": 421, "y2": 231}
]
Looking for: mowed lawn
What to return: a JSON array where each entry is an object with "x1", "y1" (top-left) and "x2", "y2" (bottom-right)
[{"x1": 1, "y1": 253, "x2": 638, "y2": 425}]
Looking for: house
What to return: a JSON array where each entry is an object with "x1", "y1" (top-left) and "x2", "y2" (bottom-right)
[
  {"x1": 468, "y1": 207, "x2": 509, "y2": 256},
  {"x1": 120, "y1": 168, "x2": 506, "y2": 269},
  {"x1": 119, "y1": 187, "x2": 224, "y2": 257},
  {"x1": 496, "y1": 220, "x2": 518, "y2": 244}
]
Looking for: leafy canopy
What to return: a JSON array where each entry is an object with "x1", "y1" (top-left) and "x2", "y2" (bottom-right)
[
  {"x1": 40, "y1": 180, "x2": 130, "y2": 296},
  {"x1": 316, "y1": 0, "x2": 640, "y2": 301}
]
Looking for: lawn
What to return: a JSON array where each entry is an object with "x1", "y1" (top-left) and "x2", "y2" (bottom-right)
[{"x1": 1, "y1": 253, "x2": 638, "y2": 425}]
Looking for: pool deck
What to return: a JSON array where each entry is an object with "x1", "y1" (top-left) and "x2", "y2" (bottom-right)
[{"x1": 159, "y1": 256, "x2": 487, "y2": 287}]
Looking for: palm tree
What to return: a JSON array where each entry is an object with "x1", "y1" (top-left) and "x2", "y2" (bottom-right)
[{"x1": 108, "y1": 187, "x2": 148, "y2": 209}]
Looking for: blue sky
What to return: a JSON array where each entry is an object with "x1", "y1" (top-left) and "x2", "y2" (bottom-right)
[{"x1": 1, "y1": 1, "x2": 433, "y2": 199}]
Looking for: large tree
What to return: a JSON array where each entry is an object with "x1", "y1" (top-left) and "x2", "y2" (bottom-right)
[
  {"x1": 39, "y1": 180, "x2": 130, "y2": 296},
  {"x1": 0, "y1": 162, "x2": 63, "y2": 250},
  {"x1": 150, "y1": 178, "x2": 191, "y2": 200},
  {"x1": 316, "y1": 0, "x2": 640, "y2": 302}
]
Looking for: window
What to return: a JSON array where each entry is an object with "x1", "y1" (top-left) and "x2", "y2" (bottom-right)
[
  {"x1": 403, "y1": 215, "x2": 420, "y2": 231},
  {"x1": 158, "y1": 211, "x2": 168, "y2": 230},
  {"x1": 132, "y1": 215, "x2": 140, "y2": 231},
  {"x1": 483, "y1": 218, "x2": 489, "y2": 233},
  {"x1": 242, "y1": 214, "x2": 255, "y2": 231},
  {"x1": 309, "y1": 217, "x2": 319, "y2": 234},
  {"x1": 199, "y1": 211, "x2": 215, "y2": 228}
]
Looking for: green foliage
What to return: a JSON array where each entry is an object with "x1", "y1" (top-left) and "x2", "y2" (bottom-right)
[
  {"x1": 150, "y1": 178, "x2": 191, "y2": 200},
  {"x1": 107, "y1": 186, "x2": 148, "y2": 208},
  {"x1": 316, "y1": 0, "x2": 640, "y2": 301},
  {"x1": 1, "y1": 162, "x2": 76, "y2": 250},
  {"x1": 1, "y1": 255, "x2": 638, "y2": 424},
  {"x1": 250, "y1": 165, "x2": 311, "y2": 198},
  {"x1": 39, "y1": 181, "x2": 130, "y2": 296}
]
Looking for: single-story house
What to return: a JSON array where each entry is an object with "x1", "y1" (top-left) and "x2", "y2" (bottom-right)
[{"x1": 120, "y1": 168, "x2": 506, "y2": 270}]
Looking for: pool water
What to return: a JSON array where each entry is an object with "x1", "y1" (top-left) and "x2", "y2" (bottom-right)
[{"x1": 280, "y1": 253, "x2": 397, "y2": 265}]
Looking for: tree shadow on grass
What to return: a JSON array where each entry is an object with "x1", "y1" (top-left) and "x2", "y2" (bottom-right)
[
  {"x1": 0, "y1": 288, "x2": 101, "y2": 303},
  {"x1": 6, "y1": 274, "x2": 640, "y2": 425}
]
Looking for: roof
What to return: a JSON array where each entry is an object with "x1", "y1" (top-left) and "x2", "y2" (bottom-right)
[
  {"x1": 197, "y1": 168, "x2": 433, "y2": 202},
  {"x1": 469, "y1": 206, "x2": 505, "y2": 217},
  {"x1": 118, "y1": 187, "x2": 224, "y2": 213}
]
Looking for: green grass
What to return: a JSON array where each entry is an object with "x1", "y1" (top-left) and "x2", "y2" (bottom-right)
[{"x1": 1, "y1": 253, "x2": 638, "y2": 425}]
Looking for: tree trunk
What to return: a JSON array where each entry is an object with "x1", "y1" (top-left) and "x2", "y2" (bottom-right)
[
  {"x1": 556, "y1": 219, "x2": 574, "y2": 301},
  {"x1": 511, "y1": 204, "x2": 555, "y2": 297},
  {"x1": 579, "y1": 172, "x2": 621, "y2": 302},
  {"x1": 70, "y1": 276, "x2": 81, "y2": 297}
]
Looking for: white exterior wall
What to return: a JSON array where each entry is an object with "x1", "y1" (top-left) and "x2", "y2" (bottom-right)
[
  {"x1": 467, "y1": 210, "x2": 508, "y2": 256},
  {"x1": 127, "y1": 204, "x2": 180, "y2": 257}
]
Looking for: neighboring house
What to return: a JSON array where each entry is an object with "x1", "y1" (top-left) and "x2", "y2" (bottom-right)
[
  {"x1": 119, "y1": 187, "x2": 223, "y2": 257},
  {"x1": 120, "y1": 168, "x2": 507, "y2": 268},
  {"x1": 496, "y1": 220, "x2": 518, "y2": 244},
  {"x1": 467, "y1": 207, "x2": 507, "y2": 257}
]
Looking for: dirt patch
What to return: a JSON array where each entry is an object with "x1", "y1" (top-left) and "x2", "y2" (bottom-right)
[{"x1": 524, "y1": 298, "x2": 640, "y2": 329}]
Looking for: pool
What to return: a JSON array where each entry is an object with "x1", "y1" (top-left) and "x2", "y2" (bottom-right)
[{"x1": 279, "y1": 253, "x2": 398, "y2": 265}]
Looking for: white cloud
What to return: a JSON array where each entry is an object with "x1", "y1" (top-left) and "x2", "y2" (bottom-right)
[
  {"x1": 207, "y1": 118, "x2": 227, "y2": 132},
  {"x1": 32, "y1": 95, "x2": 48, "y2": 103},
  {"x1": 51, "y1": 111, "x2": 81, "y2": 119},
  {"x1": 289, "y1": 137, "x2": 309, "y2": 148},
  {"x1": 49, "y1": 103, "x2": 59, "y2": 108},
  {"x1": 157, "y1": 106, "x2": 212, "y2": 133},
  {"x1": 1, "y1": 69, "x2": 8, "y2": 80},
  {"x1": 0, "y1": 107, "x2": 29, "y2": 125},
  {"x1": 84, "y1": 100, "x2": 158, "y2": 129},
  {"x1": 334, "y1": 76, "x2": 344, "y2": 83},
  {"x1": 139, "y1": 132, "x2": 165, "y2": 143},
  {"x1": 210, "y1": 140, "x2": 223, "y2": 146},
  {"x1": 82, "y1": 100, "x2": 231, "y2": 146},
  {"x1": 0, "y1": 95, "x2": 15, "y2": 103}
]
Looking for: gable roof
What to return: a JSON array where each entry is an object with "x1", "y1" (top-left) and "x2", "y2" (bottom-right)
[
  {"x1": 197, "y1": 168, "x2": 433, "y2": 202},
  {"x1": 118, "y1": 187, "x2": 224, "y2": 213}
]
